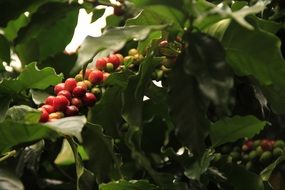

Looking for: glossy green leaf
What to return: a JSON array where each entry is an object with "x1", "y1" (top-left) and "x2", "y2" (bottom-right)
[
  {"x1": 185, "y1": 32, "x2": 233, "y2": 108},
  {"x1": 205, "y1": 18, "x2": 285, "y2": 113},
  {"x1": 224, "y1": 165, "x2": 264, "y2": 190},
  {"x1": 0, "y1": 62, "x2": 63, "y2": 94},
  {"x1": 30, "y1": 89, "x2": 51, "y2": 105},
  {"x1": 83, "y1": 123, "x2": 120, "y2": 183},
  {"x1": 0, "y1": 35, "x2": 10, "y2": 63},
  {"x1": 184, "y1": 149, "x2": 215, "y2": 180},
  {"x1": 0, "y1": 169, "x2": 24, "y2": 190},
  {"x1": 15, "y1": 3, "x2": 79, "y2": 64},
  {"x1": 46, "y1": 116, "x2": 87, "y2": 143},
  {"x1": 168, "y1": 61, "x2": 210, "y2": 155},
  {"x1": 5, "y1": 105, "x2": 40, "y2": 123},
  {"x1": 74, "y1": 25, "x2": 165, "y2": 73},
  {"x1": 99, "y1": 180, "x2": 159, "y2": 190},
  {"x1": 0, "y1": 120, "x2": 56, "y2": 154},
  {"x1": 210, "y1": 115, "x2": 266, "y2": 147},
  {"x1": 126, "y1": 5, "x2": 185, "y2": 31},
  {"x1": 67, "y1": 137, "x2": 96, "y2": 190},
  {"x1": 260, "y1": 155, "x2": 285, "y2": 181},
  {"x1": 89, "y1": 86, "x2": 123, "y2": 137}
]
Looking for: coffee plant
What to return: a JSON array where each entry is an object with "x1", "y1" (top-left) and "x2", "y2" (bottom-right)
[{"x1": 0, "y1": 0, "x2": 285, "y2": 189}]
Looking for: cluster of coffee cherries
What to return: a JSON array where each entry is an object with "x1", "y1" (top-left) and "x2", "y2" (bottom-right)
[
  {"x1": 215, "y1": 139, "x2": 285, "y2": 172},
  {"x1": 38, "y1": 53, "x2": 124, "y2": 122}
]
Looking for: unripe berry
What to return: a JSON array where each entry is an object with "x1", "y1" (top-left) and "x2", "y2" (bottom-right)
[
  {"x1": 96, "y1": 58, "x2": 107, "y2": 70},
  {"x1": 72, "y1": 86, "x2": 87, "y2": 97},
  {"x1": 41, "y1": 104, "x2": 55, "y2": 114},
  {"x1": 128, "y1": 48, "x2": 138, "y2": 56},
  {"x1": 260, "y1": 151, "x2": 272, "y2": 164},
  {"x1": 106, "y1": 62, "x2": 114, "y2": 72},
  {"x1": 54, "y1": 83, "x2": 65, "y2": 95},
  {"x1": 273, "y1": 147, "x2": 284, "y2": 158},
  {"x1": 108, "y1": 54, "x2": 121, "y2": 68},
  {"x1": 88, "y1": 70, "x2": 103, "y2": 85},
  {"x1": 45, "y1": 96, "x2": 55, "y2": 105},
  {"x1": 82, "y1": 92, "x2": 97, "y2": 106},
  {"x1": 274, "y1": 140, "x2": 285, "y2": 148},
  {"x1": 248, "y1": 150, "x2": 258, "y2": 160},
  {"x1": 49, "y1": 112, "x2": 64, "y2": 120},
  {"x1": 71, "y1": 97, "x2": 83, "y2": 107},
  {"x1": 91, "y1": 87, "x2": 101, "y2": 96},
  {"x1": 39, "y1": 108, "x2": 49, "y2": 122},
  {"x1": 76, "y1": 81, "x2": 88, "y2": 90},
  {"x1": 58, "y1": 90, "x2": 72, "y2": 100},
  {"x1": 64, "y1": 78, "x2": 77, "y2": 92},
  {"x1": 83, "y1": 80, "x2": 93, "y2": 89},
  {"x1": 53, "y1": 95, "x2": 70, "y2": 111},
  {"x1": 75, "y1": 74, "x2": 83, "y2": 82},
  {"x1": 65, "y1": 105, "x2": 79, "y2": 116}
]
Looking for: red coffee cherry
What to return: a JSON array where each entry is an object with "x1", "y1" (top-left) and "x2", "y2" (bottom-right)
[
  {"x1": 54, "y1": 83, "x2": 65, "y2": 95},
  {"x1": 108, "y1": 54, "x2": 121, "y2": 68},
  {"x1": 72, "y1": 86, "x2": 87, "y2": 98},
  {"x1": 88, "y1": 70, "x2": 104, "y2": 85},
  {"x1": 53, "y1": 95, "x2": 70, "y2": 111},
  {"x1": 58, "y1": 90, "x2": 72, "y2": 100},
  {"x1": 71, "y1": 97, "x2": 83, "y2": 107},
  {"x1": 96, "y1": 57, "x2": 107, "y2": 70},
  {"x1": 41, "y1": 104, "x2": 55, "y2": 114},
  {"x1": 82, "y1": 92, "x2": 97, "y2": 106},
  {"x1": 64, "y1": 78, "x2": 77, "y2": 92},
  {"x1": 45, "y1": 96, "x2": 55, "y2": 105},
  {"x1": 65, "y1": 105, "x2": 79, "y2": 116},
  {"x1": 39, "y1": 108, "x2": 49, "y2": 122}
]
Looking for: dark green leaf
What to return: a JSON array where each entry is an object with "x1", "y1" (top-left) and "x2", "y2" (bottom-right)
[
  {"x1": 92, "y1": 9, "x2": 105, "y2": 22},
  {"x1": 3, "y1": 14, "x2": 29, "y2": 41},
  {"x1": 0, "y1": 96, "x2": 11, "y2": 121},
  {"x1": 0, "y1": 120, "x2": 56, "y2": 154},
  {"x1": 205, "y1": 19, "x2": 285, "y2": 113},
  {"x1": 167, "y1": 62, "x2": 210, "y2": 155},
  {"x1": 74, "y1": 25, "x2": 165, "y2": 73},
  {"x1": 129, "y1": 0, "x2": 184, "y2": 10},
  {"x1": 185, "y1": 32, "x2": 233, "y2": 108},
  {"x1": 67, "y1": 137, "x2": 96, "y2": 190},
  {"x1": 0, "y1": 62, "x2": 63, "y2": 94},
  {"x1": 0, "y1": 35, "x2": 10, "y2": 63},
  {"x1": 89, "y1": 86, "x2": 124, "y2": 137},
  {"x1": 223, "y1": 165, "x2": 264, "y2": 190},
  {"x1": 83, "y1": 123, "x2": 120, "y2": 183},
  {"x1": 210, "y1": 115, "x2": 266, "y2": 147},
  {"x1": 0, "y1": 169, "x2": 24, "y2": 190},
  {"x1": 99, "y1": 180, "x2": 159, "y2": 190},
  {"x1": 15, "y1": 3, "x2": 79, "y2": 64},
  {"x1": 260, "y1": 155, "x2": 285, "y2": 181},
  {"x1": 184, "y1": 149, "x2": 215, "y2": 180},
  {"x1": 126, "y1": 5, "x2": 185, "y2": 31}
]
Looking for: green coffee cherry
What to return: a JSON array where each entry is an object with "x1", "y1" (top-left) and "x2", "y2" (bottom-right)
[
  {"x1": 260, "y1": 151, "x2": 272, "y2": 164},
  {"x1": 213, "y1": 153, "x2": 222, "y2": 162},
  {"x1": 155, "y1": 70, "x2": 164, "y2": 81},
  {"x1": 274, "y1": 140, "x2": 285, "y2": 148},
  {"x1": 245, "y1": 161, "x2": 253, "y2": 170},
  {"x1": 256, "y1": 146, "x2": 263, "y2": 156},
  {"x1": 230, "y1": 152, "x2": 240, "y2": 161},
  {"x1": 248, "y1": 150, "x2": 258, "y2": 160},
  {"x1": 273, "y1": 147, "x2": 284, "y2": 158},
  {"x1": 253, "y1": 140, "x2": 261, "y2": 148},
  {"x1": 242, "y1": 154, "x2": 249, "y2": 162},
  {"x1": 106, "y1": 62, "x2": 114, "y2": 72},
  {"x1": 91, "y1": 87, "x2": 101, "y2": 96},
  {"x1": 233, "y1": 146, "x2": 241, "y2": 152},
  {"x1": 75, "y1": 74, "x2": 83, "y2": 82}
]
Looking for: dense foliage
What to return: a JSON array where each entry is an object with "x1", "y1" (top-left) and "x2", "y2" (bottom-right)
[{"x1": 0, "y1": 0, "x2": 285, "y2": 189}]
